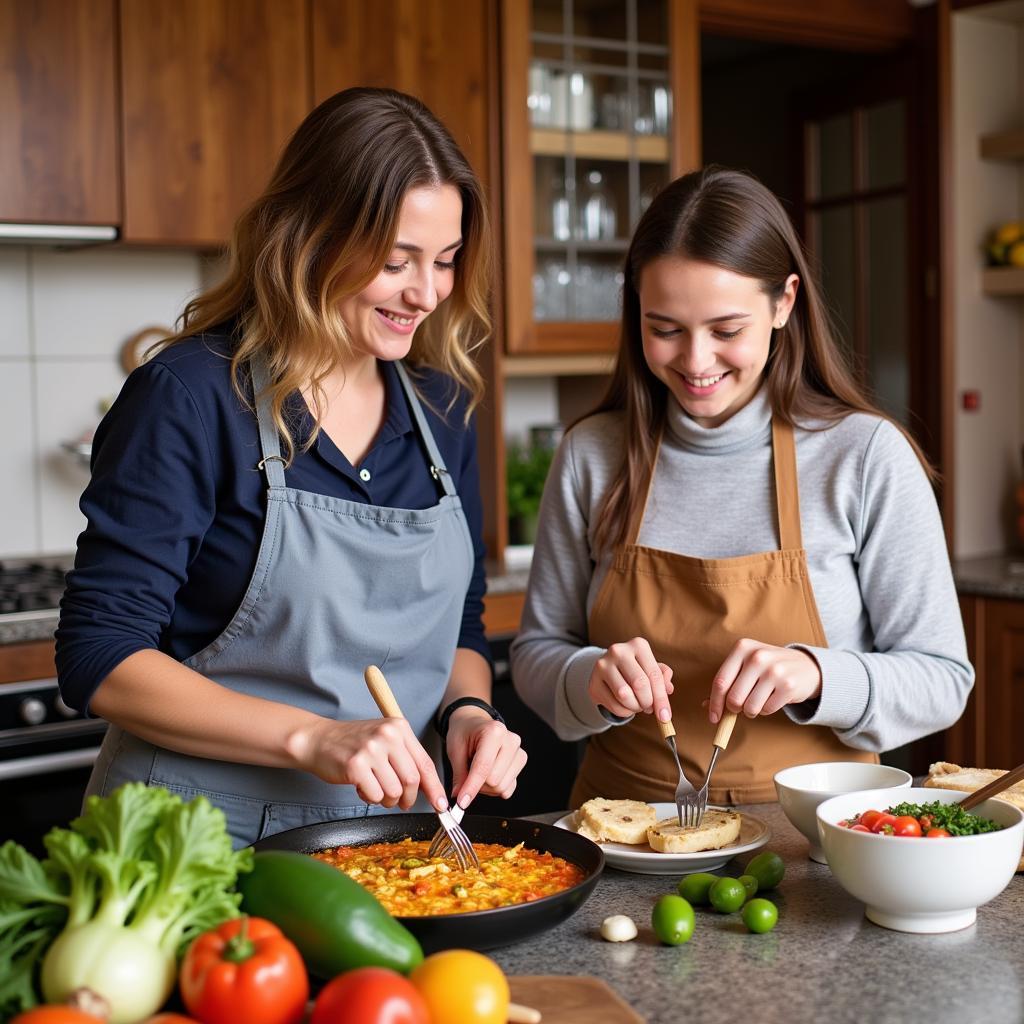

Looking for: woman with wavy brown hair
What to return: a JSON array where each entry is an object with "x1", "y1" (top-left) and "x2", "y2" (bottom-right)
[
  {"x1": 512, "y1": 166, "x2": 971, "y2": 810},
  {"x1": 57, "y1": 88, "x2": 526, "y2": 846}
]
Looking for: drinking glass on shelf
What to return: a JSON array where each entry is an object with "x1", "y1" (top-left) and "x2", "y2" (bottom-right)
[
  {"x1": 534, "y1": 259, "x2": 571, "y2": 321},
  {"x1": 578, "y1": 170, "x2": 617, "y2": 241},
  {"x1": 528, "y1": 63, "x2": 554, "y2": 126},
  {"x1": 551, "y1": 175, "x2": 572, "y2": 241}
]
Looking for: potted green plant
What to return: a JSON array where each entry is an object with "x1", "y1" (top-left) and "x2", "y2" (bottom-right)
[{"x1": 506, "y1": 441, "x2": 555, "y2": 545}]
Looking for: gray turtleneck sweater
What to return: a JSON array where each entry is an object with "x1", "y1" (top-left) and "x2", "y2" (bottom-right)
[{"x1": 510, "y1": 387, "x2": 973, "y2": 753}]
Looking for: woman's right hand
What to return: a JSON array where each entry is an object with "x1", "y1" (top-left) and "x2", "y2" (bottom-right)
[
  {"x1": 587, "y1": 637, "x2": 674, "y2": 721},
  {"x1": 294, "y1": 718, "x2": 449, "y2": 812}
]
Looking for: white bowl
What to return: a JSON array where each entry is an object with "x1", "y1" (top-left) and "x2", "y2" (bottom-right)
[
  {"x1": 774, "y1": 761, "x2": 912, "y2": 863},
  {"x1": 817, "y1": 786, "x2": 1024, "y2": 933}
]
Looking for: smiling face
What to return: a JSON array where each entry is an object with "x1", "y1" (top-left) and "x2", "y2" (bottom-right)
[
  {"x1": 338, "y1": 184, "x2": 464, "y2": 363},
  {"x1": 639, "y1": 257, "x2": 798, "y2": 428}
]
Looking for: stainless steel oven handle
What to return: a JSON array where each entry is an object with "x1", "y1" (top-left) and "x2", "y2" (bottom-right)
[{"x1": 0, "y1": 746, "x2": 101, "y2": 781}]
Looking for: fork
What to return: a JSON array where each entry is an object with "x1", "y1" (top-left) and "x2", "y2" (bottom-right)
[
  {"x1": 659, "y1": 717, "x2": 700, "y2": 828},
  {"x1": 691, "y1": 711, "x2": 738, "y2": 828},
  {"x1": 363, "y1": 665, "x2": 479, "y2": 870}
]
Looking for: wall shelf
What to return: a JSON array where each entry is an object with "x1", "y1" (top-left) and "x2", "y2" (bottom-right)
[
  {"x1": 979, "y1": 130, "x2": 1024, "y2": 161},
  {"x1": 982, "y1": 266, "x2": 1024, "y2": 295},
  {"x1": 530, "y1": 128, "x2": 669, "y2": 162}
]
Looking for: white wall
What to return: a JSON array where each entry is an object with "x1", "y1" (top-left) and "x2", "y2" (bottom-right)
[
  {"x1": 0, "y1": 247, "x2": 203, "y2": 558},
  {"x1": 952, "y1": 13, "x2": 1023, "y2": 558}
]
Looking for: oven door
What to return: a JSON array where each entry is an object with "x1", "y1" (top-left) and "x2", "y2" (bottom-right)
[{"x1": 0, "y1": 678, "x2": 107, "y2": 856}]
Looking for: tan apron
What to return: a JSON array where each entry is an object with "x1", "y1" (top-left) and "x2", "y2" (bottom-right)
[{"x1": 572, "y1": 418, "x2": 876, "y2": 807}]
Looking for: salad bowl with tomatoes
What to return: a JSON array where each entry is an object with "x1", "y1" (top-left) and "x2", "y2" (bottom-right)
[{"x1": 816, "y1": 786, "x2": 1024, "y2": 933}]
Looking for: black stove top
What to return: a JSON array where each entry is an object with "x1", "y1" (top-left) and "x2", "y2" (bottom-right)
[{"x1": 0, "y1": 562, "x2": 69, "y2": 614}]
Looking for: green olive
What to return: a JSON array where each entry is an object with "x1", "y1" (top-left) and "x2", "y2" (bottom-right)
[
  {"x1": 745, "y1": 851, "x2": 785, "y2": 891},
  {"x1": 677, "y1": 872, "x2": 719, "y2": 906},
  {"x1": 651, "y1": 894, "x2": 696, "y2": 945},
  {"x1": 708, "y1": 876, "x2": 746, "y2": 914},
  {"x1": 742, "y1": 897, "x2": 779, "y2": 934}
]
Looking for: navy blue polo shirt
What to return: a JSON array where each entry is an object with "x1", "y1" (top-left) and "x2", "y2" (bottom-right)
[{"x1": 56, "y1": 331, "x2": 490, "y2": 713}]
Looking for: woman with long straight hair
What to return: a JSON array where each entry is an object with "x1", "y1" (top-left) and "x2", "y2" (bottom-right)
[
  {"x1": 512, "y1": 166, "x2": 970, "y2": 807},
  {"x1": 57, "y1": 88, "x2": 526, "y2": 846}
]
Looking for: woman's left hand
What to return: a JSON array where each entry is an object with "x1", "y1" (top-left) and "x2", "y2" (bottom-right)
[
  {"x1": 706, "y1": 638, "x2": 822, "y2": 722},
  {"x1": 446, "y1": 710, "x2": 527, "y2": 808}
]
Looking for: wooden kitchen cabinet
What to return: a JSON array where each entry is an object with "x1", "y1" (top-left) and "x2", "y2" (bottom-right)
[
  {"x1": 119, "y1": 0, "x2": 309, "y2": 245},
  {"x1": 501, "y1": 0, "x2": 700, "y2": 355},
  {"x1": 0, "y1": 0, "x2": 119, "y2": 224},
  {"x1": 946, "y1": 594, "x2": 1024, "y2": 770}
]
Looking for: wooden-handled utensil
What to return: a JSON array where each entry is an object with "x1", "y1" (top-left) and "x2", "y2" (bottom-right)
[
  {"x1": 362, "y1": 665, "x2": 479, "y2": 870},
  {"x1": 690, "y1": 711, "x2": 738, "y2": 827},
  {"x1": 959, "y1": 762, "x2": 1024, "y2": 811}
]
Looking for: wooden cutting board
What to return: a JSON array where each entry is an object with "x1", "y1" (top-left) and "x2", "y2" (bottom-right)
[{"x1": 508, "y1": 975, "x2": 645, "y2": 1023}]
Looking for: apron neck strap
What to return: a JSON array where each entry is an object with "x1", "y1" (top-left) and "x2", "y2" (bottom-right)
[
  {"x1": 251, "y1": 356, "x2": 287, "y2": 488},
  {"x1": 249, "y1": 356, "x2": 457, "y2": 497},
  {"x1": 393, "y1": 361, "x2": 458, "y2": 498},
  {"x1": 771, "y1": 418, "x2": 803, "y2": 550}
]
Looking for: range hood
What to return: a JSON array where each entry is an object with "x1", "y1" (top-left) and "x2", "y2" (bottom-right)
[{"x1": 0, "y1": 223, "x2": 118, "y2": 246}]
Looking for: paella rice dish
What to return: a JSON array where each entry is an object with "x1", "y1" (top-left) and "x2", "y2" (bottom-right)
[{"x1": 313, "y1": 838, "x2": 586, "y2": 916}]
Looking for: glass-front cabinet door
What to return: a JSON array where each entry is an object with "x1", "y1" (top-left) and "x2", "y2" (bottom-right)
[{"x1": 502, "y1": 0, "x2": 699, "y2": 354}]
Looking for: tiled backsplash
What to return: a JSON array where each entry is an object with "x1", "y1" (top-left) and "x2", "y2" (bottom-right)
[
  {"x1": 0, "y1": 247, "x2": 204, "y2": 557},
  {"x1": 0, "y1": 246, "x2": 557, "y2": 561}
]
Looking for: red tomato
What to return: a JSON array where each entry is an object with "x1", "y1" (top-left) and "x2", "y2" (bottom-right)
[
  {"x1": 848, "y1": 824, "x2": 871, "y2": 832},
  {"x1": 892, "y1": 815, "x2": 923, "y2": 838},
  {"x1": 870, "y1": 813, "x2": 898, "y2": 834},
  {"x1": 311, "y1": 968, "x2": 430, "y2": 1024},
  {"x1": 145, "y1": 1017, "x2": 202, "y2": 1023},
  {"x1": 926, "y1": 828, "x2": 951, "y2": 838},
  {"x1": 180, "y1": 916, "x2": 309, "y2": 1024},
  {"x1": 857, "y1": 810, "x2": 885, "y2": 831}
]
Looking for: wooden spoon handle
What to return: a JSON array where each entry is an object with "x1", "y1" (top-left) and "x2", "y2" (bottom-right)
[
  {"x1": 713, "y1": 711, "x2": 738, "y2": 750},
  {"x1": 959, "y1": 762, "x2": 1024, "y2": 811},
  {"x1": 508, "y1": 1003, "x2": 542, "y2": 1023},
  {"x1": 364, "y1": 665, "x2": 403, "y2": 719},
  {"x1": 658, "y1": 717, "x2": 676, "y2": 740}
]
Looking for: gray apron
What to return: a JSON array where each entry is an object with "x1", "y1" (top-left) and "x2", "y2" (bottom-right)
[{"x1": 86, "y1": 357, "x2": 475, "y2": 847}]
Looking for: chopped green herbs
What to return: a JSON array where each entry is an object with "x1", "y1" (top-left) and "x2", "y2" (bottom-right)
[{"x1": 883, "y1": 801, "x2": 1003, "y2": 836}]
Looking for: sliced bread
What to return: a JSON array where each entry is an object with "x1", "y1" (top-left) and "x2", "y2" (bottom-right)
[
  {"x1": 576, "y1": 798, "x2": 658, "y2": 845},
  {"x1": 646, "y1": 808, "x2": 742, "y2": 854}
]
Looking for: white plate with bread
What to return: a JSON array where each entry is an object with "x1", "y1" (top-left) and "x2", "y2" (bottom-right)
[{"x1": 554, "y1": 798, "x2": 770, "y2": 875}]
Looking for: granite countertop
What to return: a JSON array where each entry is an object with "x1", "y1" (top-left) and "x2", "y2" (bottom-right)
[
  {"x1": 494, "y1": 803, "x2": 1023, "y2": 1024},
  {"x1": 952, "y1": 553, "x2": 1024, "y2": 600},
  {"x1": 5, "y1": 552, "x2": 1024, "y2": 649}
]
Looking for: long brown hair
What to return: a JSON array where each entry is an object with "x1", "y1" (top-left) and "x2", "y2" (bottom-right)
[
  {"x1": 160, "y1": 88, "x2": 491, "y2": 462},
  {"x1": 588, "y1": 165, "x2": 933, "y2": 554}
]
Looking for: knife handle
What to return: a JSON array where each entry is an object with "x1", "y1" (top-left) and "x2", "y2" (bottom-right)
[
  {"x1": 658, "y1": 717, "x2": 676, "y2": 740},
  {"x1": 713, "y1": 711, "x2": 738, "y2": 750},
  {"x1": 364, "y1": 665, "x2": 404, "y2": 719}
]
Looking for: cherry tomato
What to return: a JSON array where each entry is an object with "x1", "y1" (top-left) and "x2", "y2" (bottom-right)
[
  {"x1": 180, "y1": 916, "x2": 308, "y2": 1024},
  {"x1": 857, "y1": 810, "x2": 885, "y2": 831},
  {"x1": 311, "y1": 967, "x2": 429, "y2": 1024},
  {"x1": 891, "y1": 815, "x2": 923, "y2": 837},
  {"x1": 870, "y1": 813, "x2": 898, "y2": 834},
  {"x1": 145, "y1": 1017, "x2": 202, "y2": 1023},
  {"x1": 926, "y1": 828, "x2": 951, "y2": 838},
  {"x1": 848, "y1": 824, "x2": 871, "y2": 832}
]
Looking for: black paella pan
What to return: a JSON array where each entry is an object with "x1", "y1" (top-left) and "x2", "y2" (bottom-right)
[{"x1": 250, "y1": 812, "x2": 604, "y2": 953}]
